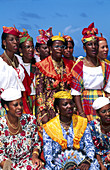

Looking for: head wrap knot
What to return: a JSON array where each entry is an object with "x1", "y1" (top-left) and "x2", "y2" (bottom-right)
[
  {"x1": 3, "y1": 25, "x2": 20, "y2": 37},
  {"x1": 36, "y1": 27, "x2": 53, "y2": 44},
  {"x1": 53, "y1": 91, "x2": 72, "y2": 100},
  {"x1": 19, "y1": 29, "x2": 33, "y2": 44},
  {"x1": 81, "y1": 22, "x2": 98, "y2": 44}
]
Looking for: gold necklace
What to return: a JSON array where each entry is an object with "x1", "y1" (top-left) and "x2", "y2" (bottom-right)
[
  {"x1": 6, "y1": 115, "x2": 20, "y2": 130},
  {"x1": 8, "y1": 124, "x2": 21, "y2": 135},
  {"x1": 4, "y1": 51, "x2": 16, "y2": 68},
  {"x1": 100, "y1": 120, "x2": 110, "y2": 130},
  {"x1": 84, "y1": 57, "x2": 99, "y2": 67},
  {"x1": 60, "y1": 120, "x2": 72, "y2": 125}
]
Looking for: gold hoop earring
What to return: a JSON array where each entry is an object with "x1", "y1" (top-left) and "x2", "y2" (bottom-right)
[
  {"x1": 20, "y1": 53, "x2": 23, "y2": 56},
  {"x1": 6, "y1": 108, "x2": 9, "y2": 111}
]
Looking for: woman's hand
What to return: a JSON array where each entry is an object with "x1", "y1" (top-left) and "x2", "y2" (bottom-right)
[
  {"x1": 100, "y1": 164, "x2": 107, "y2": 170},
  {"x1": 77, "y1": 162, "x2": 90, "y2": 170},
  {"x1": 32, "y1": 154, "x2": 44, "y2": 170}
]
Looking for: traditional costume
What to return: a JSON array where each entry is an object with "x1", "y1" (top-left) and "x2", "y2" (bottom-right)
[
  {"x1": 62, "y1": 34, "x2": 77, "y2": 62},
  {"x1": 0, "y1": 88, "x2": 42, "y2": 170},
  {"x1": 88, "y1": 97, "x2": 110, "y2": 168},
  {"x1": 1, "y1": 26, "x2": 35, "y2": 115},
  {"x1": 71, "y1": 22, "x2": 110, "y2": 121},
  {"x1": 18, "y1": 29, "x2": 36, "y2": 115},
  {"x1": 35, "y1": 34, "x2": 74, "y2": 136},
  {"x1": 35, "y1": 27, "x2": 53, "y2": 62},
  {"x1": 43, "y1": 91, "x2": 99, "y2": 169}
]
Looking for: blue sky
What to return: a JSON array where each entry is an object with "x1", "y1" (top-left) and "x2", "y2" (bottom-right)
[{"x1": 0, "y1": 0, "x2": 110, "y2": 58}]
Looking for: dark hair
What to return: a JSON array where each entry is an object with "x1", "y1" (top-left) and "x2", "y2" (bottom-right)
[
  {"x1": 54, "y1": 98, "x2": 61, "y2": 112},
  {"x1": 35, "y1": 42, "x2": 41, "y2": 52},
  {"x1": 1, "y1": 32, "x2": 8, "y2": 49},
  {"x1": 65, "y1": 40, "x2": 74, "y2": 48},
  {"x1": 1, "y1": 98, "x2": 9, "y2": 108}
]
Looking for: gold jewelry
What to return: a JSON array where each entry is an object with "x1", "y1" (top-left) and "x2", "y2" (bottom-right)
[
  {"x1": 41, "y1": 113, "x2": 48, "y2": 119},
  {"x1": 100, "y1": 120, "x2": 110, "y2": 130},
  {"x1": 80, "y1": 112, "x2": 85, "y2": 116},
  {"x1": 4, "y1": 46, "x2": 6, "y2": 49},
  {"x1": 4, "y1": 51, "x2": 16, "y2": 68},
  {"x1": 60, "y1": 120, "x2": 72, "y2": 125},
  {"x1": 20, "y1": 53, "x2": 23, "y2": 56},
  {"x1": 8, "y1": 124, "x2": 21, "y2": 135},
  {"x1": 32, "y1": 151, "x2": 39, "y2": 156},
  {"x1": 6, "y1": 108, "x2": 9, "y2": 111},
  {"x1": 84, "y1": 57, "x2": 99, "y2": 67},
  {"x1": 6, "y1": 115, "x2": 20, "y2": 130}
]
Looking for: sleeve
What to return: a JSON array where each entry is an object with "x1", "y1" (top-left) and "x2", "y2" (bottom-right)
[
  {"x1": 104, "y1": 73, "x2": 110, "y2": 93},
  {"x1": 82, "y1": 124, "x2": 95, "y2": 161},
  {"x1": 43, "y1": 129, "x2": 57, "y2": 169},
  {"x1": 29, "y1": 115, "x2": 41, "y2": 152}
]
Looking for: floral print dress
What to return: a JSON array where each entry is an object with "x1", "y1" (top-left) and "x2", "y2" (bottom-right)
[
  {"x1": 88, "y1": 119, "x2": 110, "y2": 168},
  {"x1": 0, "y1": 114, "x2": 41, "y2": 170}
]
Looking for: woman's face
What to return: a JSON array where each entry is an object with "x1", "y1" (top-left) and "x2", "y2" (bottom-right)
[
  {"x1": 63, "y1": 41, "x2": 73, "y2": 59},
  {"x1": 98, "y1": 104, "x2": 110, "y2": 124},
  {"x1": 51, "y1": 40, "x2": 64, "y2": 61},
  {"x1": 3, "y1": 34, "x2": 19, "y2": 53},
  {"x1": 21, "y1": 41, "x2": 34, "y2": 63},
  {"x1": 84, "y1": 40, "x2": 99, "y2": 58},
  {"x1": 6, "y1": 98, "x2": 23, "y2": 118},
  {"x1": 57, "y1": 99, "x2": 74, "y2": 119},
  {"x1": 98, "y1": 40, "x2": 108, "y2": 60},
  {"x1": 38, "y1": 44, "x2": 50, "y2": 59}
]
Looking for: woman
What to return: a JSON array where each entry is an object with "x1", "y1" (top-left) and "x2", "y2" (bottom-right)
[
  {"x1": 35, "y1": 27, "x2": 52, "y2": 62},
  {"x1": 43, "y1": 91, "x2": 99, "y2": 170},
  {"x1": 89, "y1": 97, "x2": 110, "y2": 169},
  {"x1": 35, "y1": 33, "x2": 74, "y2": 136},
  {"x1": 18, "y1": 29, "x2": 36, "y2": 116},
  {"x1": 71, "y1": 22, "x2": 110, "y2": 121},
  {"x1": 0, "y1": 88, "x2": 44, "y2": 169},
  {"x1": 0, "y1": 26, "x2": 32, "y2": 114},
  {"x1": 97, "y1": 33, "x2": 110, "y2": 63},
  {"x1": 63, "y1": 34, "x2": 76, "y2": 61}
]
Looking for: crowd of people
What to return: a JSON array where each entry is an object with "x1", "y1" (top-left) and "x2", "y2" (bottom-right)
[{"x1": 0, "y1": 22, "x2": 110, "y2": 169}]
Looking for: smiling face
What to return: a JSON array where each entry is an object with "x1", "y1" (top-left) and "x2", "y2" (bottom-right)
[
  {"x1": 98, "y1": 40, "x2": 109, "y2": 60},
  {"x1": 5, "y1": 98, "x2": 23, "y2": 118},
  {"x1": 20, "y1": 41, "x2": 34, "y2": 63},
  {"x1": 51, "y1": 40, "x2": 64, "y2": 61},
  {"x1": 98, "y1": 103, "x2": 110, "y2": 125},
  {"x1": 3, "y1": 34, "x2": 19, "y2": 53},
  {"x1": 57, "y1": 99, "x2": 74, "y2": 121},
  {"x1": 83, "y1": 40, "x2": 99, "y2": 58}
]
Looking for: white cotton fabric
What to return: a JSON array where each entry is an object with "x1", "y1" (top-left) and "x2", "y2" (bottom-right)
[
  {"x1": 71, "y1": 65, "x2": 110, "y2": 95},
  {"x1": 1, "y1": 88, "x2": 22, "y2": 101},
  {"x1": 92, "y1": 97, "x2": 110, "y2": 110}
]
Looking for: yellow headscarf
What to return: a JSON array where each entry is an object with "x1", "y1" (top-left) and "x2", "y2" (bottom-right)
[{"x1": 53, "y1": 91, "x2": 72, "y2": 99}]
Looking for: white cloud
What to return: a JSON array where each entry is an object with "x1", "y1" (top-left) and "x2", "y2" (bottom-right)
[{"x1": 63, "y1": 26, "x2": 81, "y2": 34}]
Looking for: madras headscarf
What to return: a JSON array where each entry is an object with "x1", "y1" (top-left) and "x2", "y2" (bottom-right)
[
  {"x1": 36, "y1": 27, "x2": 53, "y2": 44},
  {"x1": 98, "y1": 33, "x2": 107, "y2": 41},
  {"x1": 19, "y1": 29, "x2": 33, "y2": 44},
  {"x1": 81, "y1": 22, "x2": 98, "y2": 44},
  {"x1": 62, "y1": 35, "x2": 73, "y2": 41},
  {"x1": 53, "y1": 91, "x2": 72, "y2": 99},
  {"x1": 3, "y1": 25, "x2": 20, "y2": 37}
]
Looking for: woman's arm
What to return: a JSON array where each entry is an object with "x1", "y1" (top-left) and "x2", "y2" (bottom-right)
[
  {"x1": 74, "y1": 95, "x2": 86, "y2": 118},
  {"x1": 96, "y1": 154, "x2": 107, "y2": 170}
]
